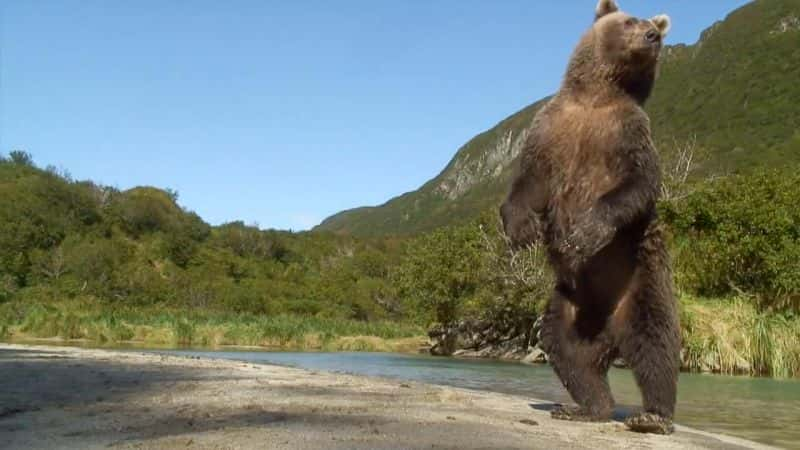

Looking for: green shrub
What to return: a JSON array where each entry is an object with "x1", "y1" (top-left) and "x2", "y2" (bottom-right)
[
  {"x1": 59, "y1": 313, "x2": 83, "y2": 339},
  {"x1": 20, "y1": 303, "x2": 61, "y2": 337},
  {"x1": 212, "y1": 221, "x2": 289, "y2": 261},
  {"x1": 62, "y1": 235, "x2": 133, "y2": 295},
  {"x1": 0, "y1": 274, "x2": 18, "y2": 303},
  {"x1": 394, "y1": 223, "x2": 484, "y2": 324},
  {"x1": 663, "y1": 169, "x2": 800, "y2": 312},
  {"x1": 86, "y1": 312, "x2": 135, "y2": 343},
  {"x1": 172, "y1": 318, "x2": 196, "y2": 346}
]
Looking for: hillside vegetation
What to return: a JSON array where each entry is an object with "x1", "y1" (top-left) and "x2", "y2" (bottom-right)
[
  {"x1": 1, "y1": 151, "x2": 798, "y2": 376},
  {"x1": 317, "y1": 0, "x2": 800, "y2": 237},
  {"x1": 0, "y1": 151, "x2": 420, "y2": 349}
]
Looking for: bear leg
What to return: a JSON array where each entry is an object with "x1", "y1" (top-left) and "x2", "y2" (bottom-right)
[
  {"x1": 541, "y1": 286, "x2": 616, "y2": 422},
  {"x1": 618, "y1": 270, "x2": 680, "y2": 434}
]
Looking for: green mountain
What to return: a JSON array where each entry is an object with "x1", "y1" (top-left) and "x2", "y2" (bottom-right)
[{"x1": 316, "y1": 0, "x2": 800, "y2": 237}]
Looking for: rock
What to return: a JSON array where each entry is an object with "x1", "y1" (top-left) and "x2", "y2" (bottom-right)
[
  {"x1": 501, "y1": 349, "x2": 527, "y2": 361},
  {"x1": 474, "y1": 347, "x2": 492, "y2": 358},
  {"x1": 470, "y1": 333, "x2": 482, "y2": 347},
  {"x1": 455, "y1": 333, "x2": 475, "y2": 351},
  {"x1": 452, "y1": 349, "x2": 484, "y2": 359},
  {"x1": 429, "y1": 332, "x2": 457, "y2": 356},
  {"x1": 427, "y1": 316, "x2": 542, "y2": 360},
  {"x1": 531, "y1": 316, "x2": 544, "y2": 345},
  {"x1": 475, "y1": 320, "x2": 492, "y2": 332},
  {"x1": 485, "y1": 330, "x2": 501, "y2": 344},
  {"x1": 522, "y1": 347, "x2": 547, "y2": 365},
  {"x1": 427, "y1": 323, "x2": 446, "y2": 339},
  {"x1": 772, "y1": 14, "x2": 800, "y2": 34},
  {"x1": 453, "y1": 349, "x2": 486, "y2": 358}
]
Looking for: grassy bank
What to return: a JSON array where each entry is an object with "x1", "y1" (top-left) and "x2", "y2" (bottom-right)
[
  {"x1": 680, "y1": 296, "x2": 800, "y2": 378},
  {"x1": 0, "y1": 299, "x2": 426, "y2": 353},
  {"x1": 1, "y1": 297, "x2": 798, "y2": 378}
]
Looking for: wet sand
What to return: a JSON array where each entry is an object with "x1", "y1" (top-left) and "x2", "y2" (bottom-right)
[{"x1": 0, "y1": 343, "x2": 776, "y2": 450}]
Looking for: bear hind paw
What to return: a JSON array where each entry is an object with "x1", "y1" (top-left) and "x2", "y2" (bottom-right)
[
  {"x1": 624, "y1": 412, "x2": 675, "y2": 435},
  {"x1": 550, "y1": 405, "x2": 612, "y2": 423}
]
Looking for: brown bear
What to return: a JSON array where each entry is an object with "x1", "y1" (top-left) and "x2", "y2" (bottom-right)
[{"x1": 500, "y1": 0, "x2": 680, "y2": 435}]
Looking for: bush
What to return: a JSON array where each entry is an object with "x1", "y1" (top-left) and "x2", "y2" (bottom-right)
[
  {"x1": 111, "y1": 187, "x2": 180, "y2": 236},
  {"x1": 471, "y1": 213, "x2": 553, "y2": 319},
  {"x1": 62, "y1": 235, "x2": 133, "y2": 295},
  {"x1": 394, "y1": 223, "x2": 485, "y2": 324},
  {"x1": 20, "y1": 303, "x2": 62, "y2": 337},
  {"x1": 8, "y1": 150, "x2": 34, "y2": 166},
  {"x1": 213, "y1": 222, "x2": 288, "y2": 260},
  {"x1": 0, "y1": 274, "x2": 18, "y2": 303},
  {"x1": 0, "y1": 155, "x2": 407, "y2": 323},
  {"x1": 663, "y1": 169, "x2": 800, "y2": 312},
  {"x1": 0, "y1": 165, "x2": 101, "y2": 285},
  {"x1": 172, "y1": 318, "x2": 196, "y2": 346}
]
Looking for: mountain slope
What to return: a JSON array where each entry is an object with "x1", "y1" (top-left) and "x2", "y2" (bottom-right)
[
  {"x1": 318, "y1": 98, "x2": 547, "y2": 236},
  {"x1": 317, "y1": 0, "x2": 800, "y2": 237},
  {"x1": 649, "y1": 0, "x2": 800, "y2": 173}
]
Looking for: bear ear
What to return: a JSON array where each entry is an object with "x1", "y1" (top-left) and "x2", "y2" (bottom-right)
[
  {"x1": 595, "y1": 0, "x2": 620, "y2": 21},
  {"x1": 651, "y1": 14, "x2": 672, "y2": 36}
]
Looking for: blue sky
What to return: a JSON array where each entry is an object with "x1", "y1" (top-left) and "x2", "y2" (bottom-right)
[{"x1": 1, "y1": 1, "x2": 750, "y2": 230}]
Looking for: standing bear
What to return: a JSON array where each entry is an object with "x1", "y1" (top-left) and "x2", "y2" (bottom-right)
[{"x1": 500, "y1": 0, "x2": 680, "y2": 435}]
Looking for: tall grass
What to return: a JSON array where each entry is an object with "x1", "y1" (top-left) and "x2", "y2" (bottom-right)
[
  {"x1": 0, "y1": 299, "x2": 425, "y2": 351},
  {"x1": 680, "y1": 296, "x2": 800, "y2": 378},
  {"x1": 2, "y1": 297, "x2": 798, "y2": 377}
]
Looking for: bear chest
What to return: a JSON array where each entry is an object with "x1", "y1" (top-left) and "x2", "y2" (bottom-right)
[{"x1": 547, "y1": 105, "x2": 625, "y2": 213}]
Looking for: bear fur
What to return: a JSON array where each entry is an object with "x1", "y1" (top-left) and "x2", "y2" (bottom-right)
[{"x1": 500, "y1": 0, "x2": 680, "y2": 435}]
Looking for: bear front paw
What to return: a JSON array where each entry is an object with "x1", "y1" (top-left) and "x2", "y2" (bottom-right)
[{"x1": 559, "y1": 212, "x2": 616, "y2": 266}]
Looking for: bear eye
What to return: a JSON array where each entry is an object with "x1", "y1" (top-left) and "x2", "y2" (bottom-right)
[{"x1": 625, "y1": 18, "x2": 637, "y2": 27}]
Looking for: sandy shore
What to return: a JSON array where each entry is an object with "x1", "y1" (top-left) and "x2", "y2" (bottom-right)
[{"x1": 0, "y1": 343, "x2": 776, "y2": 450}]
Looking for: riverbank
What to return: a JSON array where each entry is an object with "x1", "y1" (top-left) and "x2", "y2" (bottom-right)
[
  {"x1": 428, "y1": 296, "x2": 800, "y2": 378},
  {"x1": 3, "y1": 296, "x2": 800, "y2": 380},
  {"x1": 0, "y1": 300, "x2": 426, "y2": 353},
  {"x1": 0, "y1": 343, "x2": 775, "y2": 450}
]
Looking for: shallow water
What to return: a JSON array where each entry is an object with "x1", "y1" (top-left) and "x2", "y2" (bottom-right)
[{"x1": 160, "y1": 350, "x2": 800, "y2": 448}]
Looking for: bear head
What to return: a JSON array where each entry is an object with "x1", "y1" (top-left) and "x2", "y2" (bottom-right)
[{"x1": 564, "y1": 0, "x2": 671, "y2": 104}]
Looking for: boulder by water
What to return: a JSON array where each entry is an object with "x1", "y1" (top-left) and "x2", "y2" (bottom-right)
[
  {"x1": 428, "y1": 318, "x2": 750, "y2": 376},
  {"x1": 427, "y1": 315, "x2": 547, "y2": 363}
]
